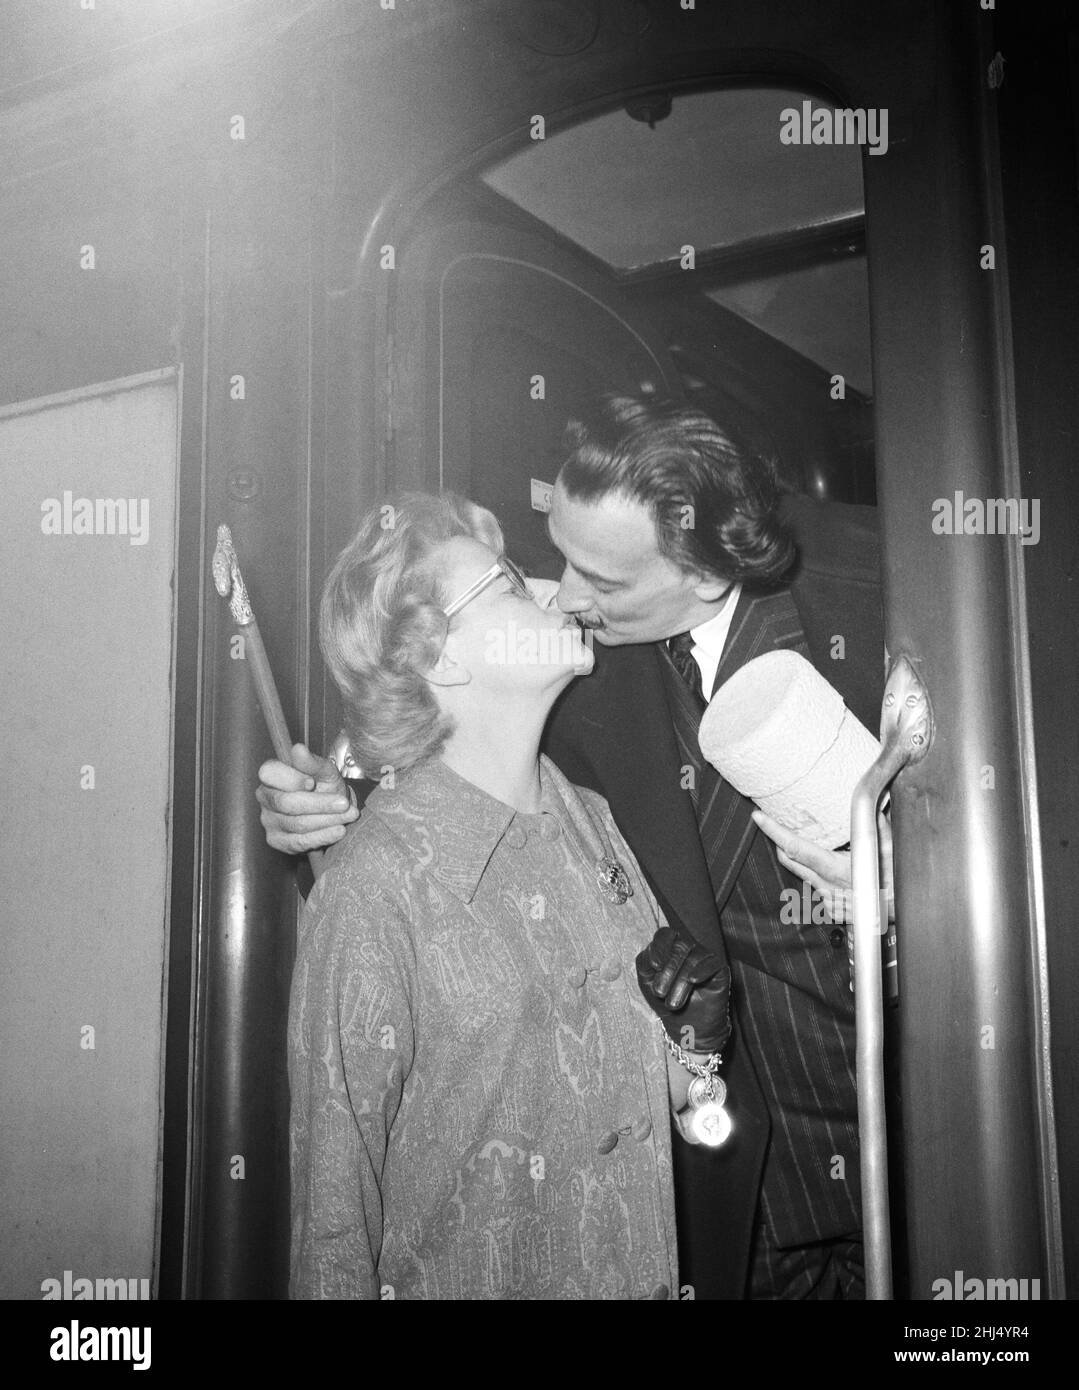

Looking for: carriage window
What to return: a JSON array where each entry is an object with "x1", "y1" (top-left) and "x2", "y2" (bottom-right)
[
  {"x1": 707, "y1": 257, "x2": 871, "y2": 396},
  {"x1": 476, "y1": 84, "x2": 874, "y2": 503}
]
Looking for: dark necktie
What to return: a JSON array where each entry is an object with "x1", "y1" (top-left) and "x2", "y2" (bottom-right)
[{"x1": 667, "y1": 630, "x2": 704, "y2": 705}]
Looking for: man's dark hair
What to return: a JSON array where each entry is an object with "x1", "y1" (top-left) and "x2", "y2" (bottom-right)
[{"x1": 558, "y1": 394, "x2": 795, "y2": 585}]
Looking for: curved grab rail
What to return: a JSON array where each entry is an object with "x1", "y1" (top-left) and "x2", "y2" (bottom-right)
[{"x1": 852, "y1": 654, "x2": 933, "y2": 1299}]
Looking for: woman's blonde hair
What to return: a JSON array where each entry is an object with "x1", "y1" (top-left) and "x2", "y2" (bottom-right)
[{"x1": 319, "y1": 491, "x2": 503, "y2": 775}]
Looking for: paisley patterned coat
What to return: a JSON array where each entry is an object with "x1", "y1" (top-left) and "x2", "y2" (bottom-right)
[{"x1": 288, "y1": 753, "x2": 680, "y2": 1300}]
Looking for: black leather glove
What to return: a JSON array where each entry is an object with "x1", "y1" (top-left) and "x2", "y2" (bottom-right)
[{"x1": 635, "y1": 926, "x2": 731, "y2": 1055}]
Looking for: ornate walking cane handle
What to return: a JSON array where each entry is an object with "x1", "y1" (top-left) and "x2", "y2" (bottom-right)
[
  {"x1": 213, "y1": 524, "x2": 325, "y2": 880},
  {"x1": 212, "y1": 525, "x2": 254, "y2": 627}
]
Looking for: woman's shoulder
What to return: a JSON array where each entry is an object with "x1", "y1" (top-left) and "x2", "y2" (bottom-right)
[{"x1": 304, "y1": 797, "x2": 414, "y2": 922}]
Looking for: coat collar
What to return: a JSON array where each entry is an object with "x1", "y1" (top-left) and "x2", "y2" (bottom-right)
[
  {"x1": 363, "y1": 756, "x2": 514, "y2": 904},
  {"x1": 363, "y1": 753, "x2": 573, "y2": 905}
]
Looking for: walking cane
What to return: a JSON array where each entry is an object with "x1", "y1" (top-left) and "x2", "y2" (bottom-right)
[
  {"x1": 849, "y1": 654, "x2": 932, "y2": 1298},
  {"x1": 212, "y1": 523, "x2": 325, "y2": 881}
]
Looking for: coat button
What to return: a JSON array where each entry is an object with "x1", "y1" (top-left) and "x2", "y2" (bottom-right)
[
  {"x1": 631, "y1": 1115, "x2": 652, "y2": 1142},
  {"x1": 596, "y1": 1130, "x2": 619, "y2": 1154},
  {"x1": 564, "y1": 964, "x2": 587, "y2": 988},
  {"x1": 648, "y1": 1284, "x2": 670, "y2": 1300},
  {"x1": 829, "y1": 927, "x2": 846, "y2": 949},
  {"x1": 599, "y1": 957, "x2": 622, "y2": 982},
  {"x1": 504, "y1": 824, "x2": 527, "y2": 849},
  {"x1": 539, "y1": 815, "x2": 561, "y2": 841}
]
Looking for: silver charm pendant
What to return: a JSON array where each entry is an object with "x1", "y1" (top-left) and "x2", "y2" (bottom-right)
[
  {"x1": 687, "y1": 1075, "x2": 727, "y2": 1110},
  {"x1": 595, "y1": 856, "x2": 633, "y2": 904},
  {"x1": 689, "y1": 1100, "x2": 732, "y2": 1148}
]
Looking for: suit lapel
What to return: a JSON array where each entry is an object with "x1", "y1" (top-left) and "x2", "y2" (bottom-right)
[
  {"x1": 545, "y1": 585, "x2": 810, "y2": 942},
  {"x1": 549, "y1": 641, "x2": 726, "y2": 957},
  {"x1": 696, "y1": 586, "x2": 809, "y2": 914}
]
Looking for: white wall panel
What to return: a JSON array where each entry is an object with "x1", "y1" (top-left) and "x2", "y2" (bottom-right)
[{"x1": 0, "y1": 369, "x2": 180, "y2": 1300}]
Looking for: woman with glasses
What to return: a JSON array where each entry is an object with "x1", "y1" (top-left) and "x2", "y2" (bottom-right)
[{"x1": 288, "y1": 491, "x2": 688, "y2": 1300}]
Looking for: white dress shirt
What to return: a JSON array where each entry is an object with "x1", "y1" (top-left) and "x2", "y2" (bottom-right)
[{"x1": 683, "y1": 584, "x2": 742, "y2": 699}]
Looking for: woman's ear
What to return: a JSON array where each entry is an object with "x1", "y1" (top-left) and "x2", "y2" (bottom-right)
[{"x1": 423, "y1": 639, "x2": 472, "y2": 689}]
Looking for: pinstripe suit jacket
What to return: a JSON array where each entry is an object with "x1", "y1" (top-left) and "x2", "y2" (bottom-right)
[{"x1": 542, "y1": 494, "x2": 885, "y2": 1294}]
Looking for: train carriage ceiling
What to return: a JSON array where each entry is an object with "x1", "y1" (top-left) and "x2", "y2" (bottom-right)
[{"x1": 482, "y1": 87, "x2": 864, "y2": 268}]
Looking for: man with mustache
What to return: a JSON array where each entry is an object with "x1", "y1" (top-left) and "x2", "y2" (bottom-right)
[{"x1": 257, "y1": 393, "x2": 888, "y2": 1299}]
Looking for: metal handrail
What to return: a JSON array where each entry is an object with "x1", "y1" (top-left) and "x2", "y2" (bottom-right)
[{"x1": 851, "y1": 654, "x2": 933, "y2": 1299}]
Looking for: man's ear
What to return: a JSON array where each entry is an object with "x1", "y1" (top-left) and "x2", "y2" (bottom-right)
[
  {"x1": 422, "y1": 640, "x2": 471, "y2": 689},
  {"x1": 692, "y1": 573, "x2": 734, "y2": 605}
]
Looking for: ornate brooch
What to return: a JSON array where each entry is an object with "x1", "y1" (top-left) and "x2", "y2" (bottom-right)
[{"x1": 595, "y1": 856, "x2": 633, "y2": 905}]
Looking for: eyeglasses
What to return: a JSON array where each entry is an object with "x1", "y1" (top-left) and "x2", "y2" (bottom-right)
[{"x1": 443, "y1": 555, "x2": 532, "y2": 617}]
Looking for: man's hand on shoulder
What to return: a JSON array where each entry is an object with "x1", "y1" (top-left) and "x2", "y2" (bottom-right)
[{"x1": 256, "y1": 741, "x2": 359, "y2": 855}]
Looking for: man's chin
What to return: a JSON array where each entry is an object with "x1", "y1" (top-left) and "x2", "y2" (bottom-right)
[
  {"x1": 588, "y1": 627, "x2": 637, "y2": 647},
  {"x1": 585, "y1": 627, "x2": 670, "y2": 648}
]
